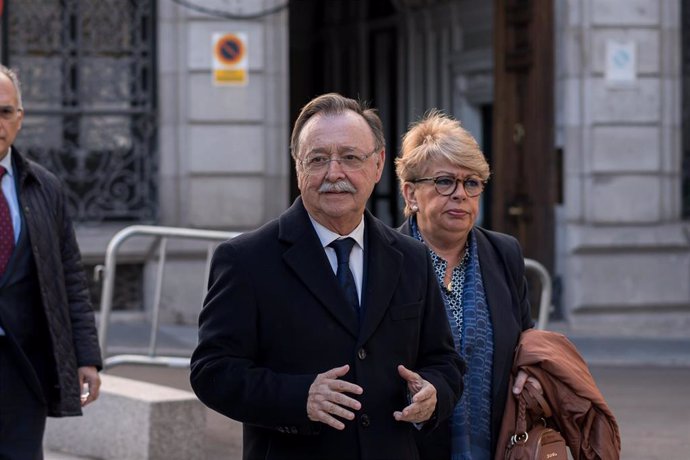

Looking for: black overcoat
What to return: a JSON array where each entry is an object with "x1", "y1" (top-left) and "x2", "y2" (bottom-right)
[
  {"x1": 0, "y1": 148, "x2": 101, "y2": 417},
  {"x1": 191, "y1": 198, "x2": 465, "y2": 460}
]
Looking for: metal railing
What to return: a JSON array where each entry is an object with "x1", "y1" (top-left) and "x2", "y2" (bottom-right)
[
  {"x1": 525, "y1": 258, "x2": 552, "y2": 330},
  {"x1": 97, "y1": 225, "x2": 240, "y2": 370},
  {"x1": 96, "y1": 225, "x2": 553, "y2": 369}
]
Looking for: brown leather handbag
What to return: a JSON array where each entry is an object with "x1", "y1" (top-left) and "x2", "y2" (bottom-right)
[{"x1": 504, "y1": 384, "x2": 568, "y2": 460}]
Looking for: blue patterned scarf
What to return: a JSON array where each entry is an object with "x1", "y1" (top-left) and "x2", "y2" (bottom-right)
[{"x1": 411, "y1": 220, "x2": 494, "y2": 459}]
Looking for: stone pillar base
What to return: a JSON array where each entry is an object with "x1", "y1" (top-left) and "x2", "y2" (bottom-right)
[{"x1": 44, "y1": 374, "x2": 205, "y2": 460}]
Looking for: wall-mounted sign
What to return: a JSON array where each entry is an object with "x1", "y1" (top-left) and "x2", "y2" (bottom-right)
[
  {"x1": 605, "y1": 40, "x2": 636, "y2": 84},
  {"x1": 212, "y1": 32, "x2": 248, "y2": 86}
]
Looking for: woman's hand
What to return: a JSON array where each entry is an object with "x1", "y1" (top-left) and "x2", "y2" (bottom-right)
[{"x1": 512, "y1": 369, "x2": 543, "y2": 395}]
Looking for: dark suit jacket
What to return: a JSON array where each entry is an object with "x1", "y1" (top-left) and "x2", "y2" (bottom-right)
[
  {"x1": 191, "y1": 198, "x2": 465, "y2": 460},
  {"x1": 399, "y1": 221, "x2": 533, "y2": 457}
]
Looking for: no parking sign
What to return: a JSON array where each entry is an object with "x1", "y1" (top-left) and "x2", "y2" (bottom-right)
[{"x1": 212, "y1": 32, "x2": 248, "y2": 86}]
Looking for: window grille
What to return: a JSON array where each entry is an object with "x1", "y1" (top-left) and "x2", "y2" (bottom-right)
[{"x1": 3, "y1": 0, "x2": 158, "y2": 222}]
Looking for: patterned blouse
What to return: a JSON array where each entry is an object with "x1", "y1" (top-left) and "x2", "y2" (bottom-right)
[{"x1": 410, "y1": 217, "x2": 494, "y2": 460}]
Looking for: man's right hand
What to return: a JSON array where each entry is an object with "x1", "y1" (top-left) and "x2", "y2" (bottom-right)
[{"x1": 307, "y1": 364, "x2": 363, "y2": 430}]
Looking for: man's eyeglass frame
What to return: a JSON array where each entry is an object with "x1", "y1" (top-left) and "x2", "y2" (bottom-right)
[{"x1": 300, "y1": 149, "x2": 379, "y2": 173}]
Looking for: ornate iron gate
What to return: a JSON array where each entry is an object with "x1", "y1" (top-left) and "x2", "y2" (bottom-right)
[{"x1": 2, "y1": 0, "x2": 157, "y2": 222}]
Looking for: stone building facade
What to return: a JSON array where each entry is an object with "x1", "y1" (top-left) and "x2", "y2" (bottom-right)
[
  {"x1": 557, "y1": 0, "x2": 690, "y2": 336},
  {"x1": 4, "y1": 0, "x2": 688, "y2": 337}
]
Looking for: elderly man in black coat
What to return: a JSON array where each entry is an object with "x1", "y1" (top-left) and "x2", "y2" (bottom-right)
[
  {"x1": 191, "y1": 93, "x2": 465, "y2": 460},
  {"x1": 0, "y1": 65, "x2": 102, "y2": 459}
]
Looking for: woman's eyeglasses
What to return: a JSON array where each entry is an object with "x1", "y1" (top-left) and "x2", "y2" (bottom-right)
[{"x1": 411, "y1": 175, "x2": 485, "y2": 197}]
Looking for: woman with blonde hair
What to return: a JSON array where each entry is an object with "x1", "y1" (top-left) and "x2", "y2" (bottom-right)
[{"x1": 396, "y1": 111, "x2": 538, "y2": 459}]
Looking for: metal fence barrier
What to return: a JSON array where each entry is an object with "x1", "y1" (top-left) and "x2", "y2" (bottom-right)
[
  {"x1": 525, "y1": 258, "x2": 552, "y2": 330},
  {"x1": 97, "y1": 225, "x2": 240, "y2": 370},
  {"x1": 96, "y1": 225, "x2": 553, "y2": 369}
]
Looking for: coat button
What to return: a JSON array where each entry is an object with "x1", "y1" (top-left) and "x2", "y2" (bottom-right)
[
  {"x1": 360, "y1": 414, "x2": 370, "y2": 427},
  {"x1": 357, "y1": 348, "x2": 367, "y2": 360}
]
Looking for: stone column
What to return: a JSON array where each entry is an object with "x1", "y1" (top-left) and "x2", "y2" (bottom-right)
[
  {"x1": 150, "y1": 0, "x2": 290, "y2": 323},
  {"x1": 159, "y1": 0, "x2": 290, "y2": 230},
  {"x1": 559, "y1": 0, "x2": 690, "y2": 337}
]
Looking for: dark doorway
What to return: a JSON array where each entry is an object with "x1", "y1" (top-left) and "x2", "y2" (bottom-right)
[
  {"x1": 492, "y1": 0, "x2": 555, "y2": 271},
  {"x1": 289, "y1": 0, "x2": 401, "y2": 225},
  {"x1": 480, "y1": 103, "x2": 494, "y2": 229},
  {"x1": 289, "y1": 0, "x2": 556, "y2": 259}
]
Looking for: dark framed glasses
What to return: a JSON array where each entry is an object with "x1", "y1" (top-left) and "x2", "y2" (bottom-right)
[{"x1": 411, "y1": 175, "x2": 485, "y2": 197}]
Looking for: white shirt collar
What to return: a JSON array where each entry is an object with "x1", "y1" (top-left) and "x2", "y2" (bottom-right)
[
  {"x1": 0, "y1": 147, "x2": 13, "y2": 178},
  {"x1": 309, "y1": 215, "x2": 365, "y2": 250}
]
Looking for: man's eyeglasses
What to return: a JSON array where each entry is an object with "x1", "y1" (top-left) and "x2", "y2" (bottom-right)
[
  {"x1": 411, "y1": 175, "x2": 486, "y2": 197},
  {"x1": 300, "y1": 149, "x2": 378, "y2": 174},
  {"x1": 0, "y1": 106, "x2": 22, "y2": 121}
]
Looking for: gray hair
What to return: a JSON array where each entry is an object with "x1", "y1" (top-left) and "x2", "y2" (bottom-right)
[
  {"x1": 0, "y1": 65, "x2": 23, "y2": 109},
  {"x1": 290, "y1": 93, "x2": 384, "y2": 164}
]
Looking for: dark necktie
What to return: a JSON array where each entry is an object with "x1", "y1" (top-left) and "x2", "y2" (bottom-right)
[
  {"x1": 329, "y1": 238, "x2": 359, "y2": 310},
  {"x1": 0, "y1": 166, "x2": 15, "y2": 277}
]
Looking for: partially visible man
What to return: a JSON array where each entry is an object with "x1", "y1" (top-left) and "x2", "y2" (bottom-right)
[
  {"x1": 191, "y1": 93, "x2": 465, "y2": 459},
  {"x1": 0, "y1": 65, "x2": 102, "y2": 459}
]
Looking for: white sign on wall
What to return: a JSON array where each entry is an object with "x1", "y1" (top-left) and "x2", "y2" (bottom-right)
[{"x1": 605, "y1": 40, "x2": 636, "y2": 84}]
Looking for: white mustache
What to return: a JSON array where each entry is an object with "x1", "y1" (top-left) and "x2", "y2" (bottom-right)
[{"x1": 318, "y1": 180, "x2": 357, "y2": 193}]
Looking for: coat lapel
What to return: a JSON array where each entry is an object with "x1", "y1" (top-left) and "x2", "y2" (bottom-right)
[
  {"x1": 358, "y1": 213, "x2": 403, "y2": 345},
  {"x1": 279, "y1": 198, "x2": 359, "y2": 338},
  {"x1": 475, "y1": 229, "x2": 515, "y2": 408}
]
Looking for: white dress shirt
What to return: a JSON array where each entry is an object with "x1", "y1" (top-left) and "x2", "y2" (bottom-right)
[{"x1": 308, "y1": 215, "x2": 365, "y2": 304}]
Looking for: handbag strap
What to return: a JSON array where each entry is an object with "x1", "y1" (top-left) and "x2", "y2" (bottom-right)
[
  {"x1": 511, "y1": 381, "x2": 551, "y2": 445},
  {"x1": 514, "y1": 396, "x2": 528, "y2": 441},
  {"x1": 523, "y1": 382, "x2": 552, "y2": 418}
]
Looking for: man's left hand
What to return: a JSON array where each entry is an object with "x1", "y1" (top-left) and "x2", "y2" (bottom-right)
[
  {"x1": 393, "y1": 365, "x2": 437, "y2": 424},
  {"x1": 78, "y1": 366, "x2": 101, "y2": 407}
]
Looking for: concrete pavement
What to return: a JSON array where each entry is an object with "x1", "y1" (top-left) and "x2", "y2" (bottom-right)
[
  {"x1": 592, "y1": 366, "x2": 690, "y2": 460},
  {"x1": 45, "y1": 320, "x2": 690, "y2": 459}
]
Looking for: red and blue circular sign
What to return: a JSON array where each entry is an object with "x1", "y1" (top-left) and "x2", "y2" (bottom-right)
[{"x1": 215, "y1": 33, "x2": 245, "y2": 66}]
